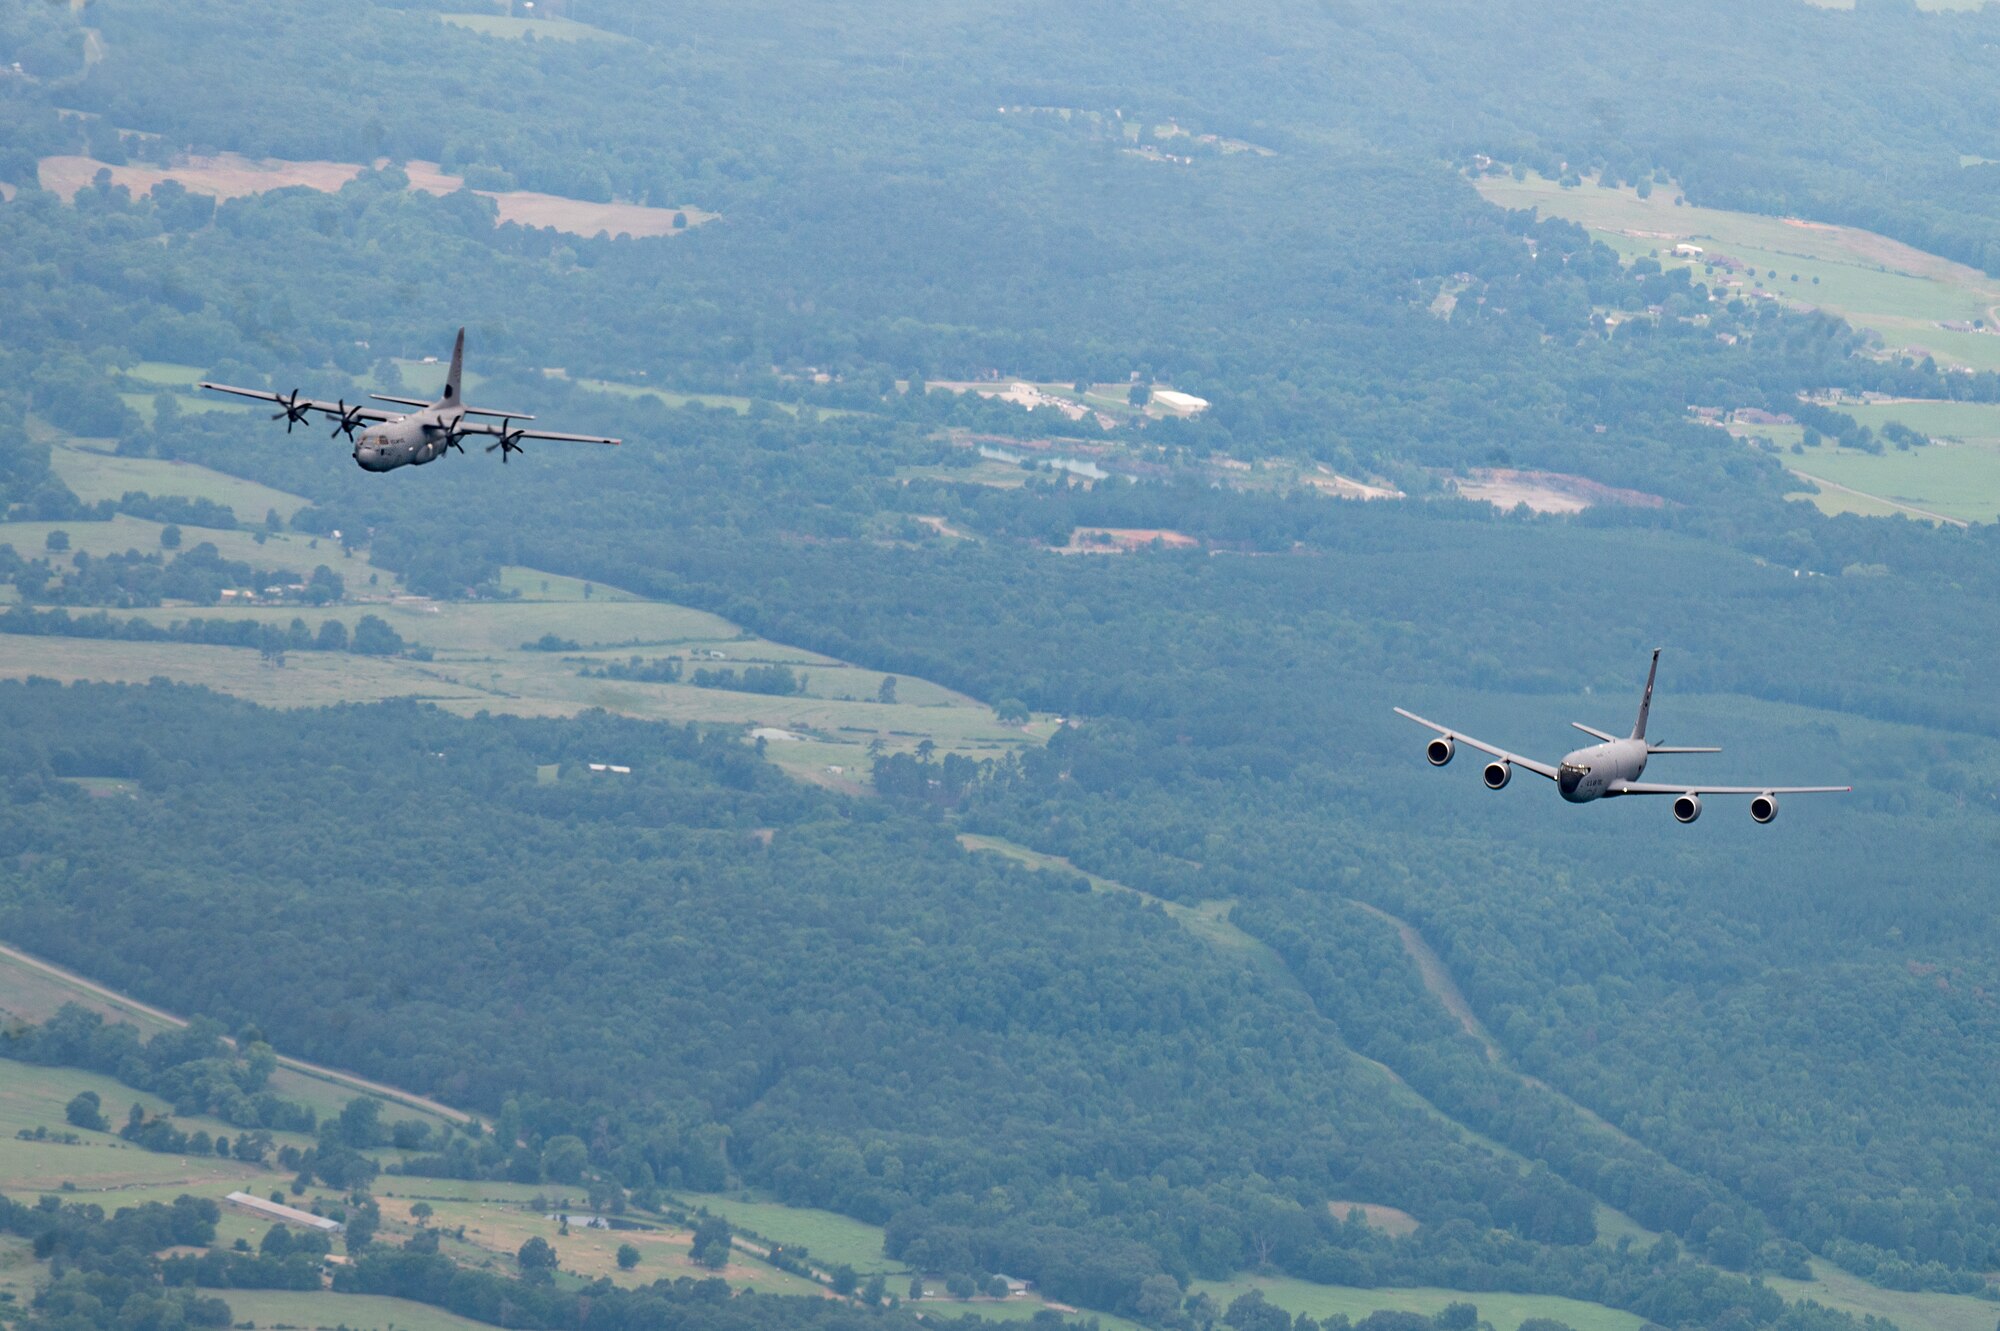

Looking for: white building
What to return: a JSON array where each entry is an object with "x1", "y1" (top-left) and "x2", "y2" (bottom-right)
[{"x1": 225, "y1": 1192, "x2": 343, "y2": 1233}]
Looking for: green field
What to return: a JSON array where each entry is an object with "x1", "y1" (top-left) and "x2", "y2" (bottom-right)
[
  {"x1": 1727, "y1": 402, "x2": 2000, "y2": 524},
  {"x1": 1477, "y1": 173, "x2": 2000, "y2": 372},
  {"x1": 2, "y1": 435, "x2": 1043, "y2": 776},
  {"x1": 1195, "y1": 1273, "x2": 1644, "y2": 1331},
  {"x1": 45, "y1": 437, "x2": 311, "y2": 519},
  {"x1": 119, "y1": 392, "x2": 252, "y2": 425},
  {"x1": 129, "y1": 361, "x2": 207, "y2": 387},
  {"x1": 674, "y1": 1191, "x2": 905, "y2": 1275},
  {"x1": 1765, "y1": 1259, "x2": 2000, "y2": 1331},
  {"x1": 221, "y1": 1290, "x2": 499, "y2": 1331}
]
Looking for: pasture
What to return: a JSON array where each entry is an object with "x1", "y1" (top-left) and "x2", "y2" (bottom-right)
[
  {"x1": 1193, "y1": 1273, "x2": 1644, "y2": 1331},
  {"x1": 1791, "y1": 442, "x2": 2000, "y2": 525},
  {"x1": 47, "y1": 437, "x2": 309, "y2": 520},
  {"x1": 1729, "y1": 404, "x2": 2000, "y2": 524},
  {"x1": 220, "y1": 1291, "x2": 496, "y2": 1331},
  {"x1": 1765, "y1": 1258, "x2": 2000, "y2": 1331},
  {"x1": 673, "y1": 1191, "x2": 905, "y2": 1275},
  {"x1": 1476, "y1": 173, "x2": 2000, "y2": 372},
  {"x1": 38, "y1": 154, "x2": 710, "y2": 240}
]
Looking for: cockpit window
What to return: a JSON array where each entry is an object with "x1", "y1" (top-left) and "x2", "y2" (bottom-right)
[{"x1": 1560, "y1": 762, "x2": 1588, "y2": 778}]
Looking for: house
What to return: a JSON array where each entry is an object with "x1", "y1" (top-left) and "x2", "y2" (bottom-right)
[
  {"x1": 225, "y1": 1192, "x2": 343, "y2": 1233},
  {"x1": 1672, "y1": 243, "x2": 1704, "y2": 259}
]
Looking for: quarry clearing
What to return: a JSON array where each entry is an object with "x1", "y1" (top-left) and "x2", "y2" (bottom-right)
[
  {"x1": 35, "y1": 153, "x2": 713, "y2": 239},
  {"x1": 1448, "y1": 468, "x2": 1666, "y2": 515}
]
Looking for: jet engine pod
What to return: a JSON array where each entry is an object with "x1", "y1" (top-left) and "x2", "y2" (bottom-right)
[
  {"x1": 1482, "y1": 760, "x2": 1512, "y2": 790},
  {"x1": 1749, "y1": 793, "x2": 1779, "y2": 824},
  {"x1": 1426, "y1": 736, "x2": 1456, "y2": 766},
  {"x1": 1672, "y1": 793, "x2": 1703, "y2": 824}
]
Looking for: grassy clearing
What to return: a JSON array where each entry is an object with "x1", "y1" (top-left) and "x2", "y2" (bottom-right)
[
  {"x1": 0, "y1": 515, "x2": 380, "y2": 589},
  {"x1": 1791, "y1": 443, "x2": 2000, "y2": 524},
  {"x1": 1765, "y1": 1258, "x2": 2000, "y2": 1331},
  {"x1": 1790, "y1": 401, "x2": 2000, "y2": 521},
  {"x1": 1736, "y1": 411, "x2": 2000, "y2": 524},
  {"x1": 1476, "y1": 173, "x2": 2000, "y2": 371},
  {"x1": 674, "y1": 1191, "x2": 902, "y2": 1275},
  {"x1": 0, "y1": 1232, "x2": 34, "y2": 1305},
  {"x1": 46, "y1": 438, "x2": 311, "y2": 520},
  {"x1": 129, "y1": 361, "x2": 206, "y2": 387},
  {"x1": 0, "y1": 944, "x2": 458, "y2": 1136},
  {"x1": 498, "y1": 565, "x2": 641, "y2": 601},
  {"x1": 1194, "y1": 1273, "x2": 1644, "y2": 1331},
  {"x1": 221, "y1": 1290, "x2": 497, "y2": 1331},
  {"x1": 361, "y1": 1187, "x2": 823, "y2": 1296},
  {"x1": 439, "y1": 13, "x2": 631, "y2": 43},
  {"x1": 119, "y1": 392, "x2": 251, "y2": 424},
  {"x1": 0, "y1": 635, "x2": 474, "y2": 708},
  {"x1": 0, "y1": 550, "x2": 1039, "y2": 773}
]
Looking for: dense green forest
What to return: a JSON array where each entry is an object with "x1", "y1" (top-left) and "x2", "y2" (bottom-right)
[{"x1": 4, "y1": 2, "x2": 2000, "y2": 1330}]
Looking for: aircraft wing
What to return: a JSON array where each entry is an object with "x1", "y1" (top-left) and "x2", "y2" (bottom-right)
[
  {"x1": 1606, "y1": 780, "x2": 1850, "y2": 797},
  {"x1": 200, "y1": 383, "x2": 395, "y2": 422},
  {"x1": 1393, "y1": 708, "x2": 1559, "y2": 781},
  {"x1": 457, "y1": 421, "x2": 621, "y2": 446}
]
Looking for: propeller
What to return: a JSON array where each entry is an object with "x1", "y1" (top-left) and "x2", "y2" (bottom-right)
[
  {"x1": 432, "y1": 415, "x2": 468, "y2": 455},
  {"x1": 328, "y1": 400, "x2": 368, "y2": 441},
  {"x1": 484, "y1": 417, "x2": 527, "y2": 464},
  {"x1": 270, "y1": 389, "x2": 313, "y2": 433}
]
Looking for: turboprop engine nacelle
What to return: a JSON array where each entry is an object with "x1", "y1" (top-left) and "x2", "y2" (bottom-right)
[
  {"x1": 1426, "y1": 737, "x2": 1456, "y2": 766},
  {"x1": 1750, "y1": 793, "x2": 1779, "y2": 824},
  {"x1": 1672, "y1": 793, "x2": 1703, "y2": 824},
  {"x1": 1483, "y1": 760, "x2": 1512, "y2": 790}
]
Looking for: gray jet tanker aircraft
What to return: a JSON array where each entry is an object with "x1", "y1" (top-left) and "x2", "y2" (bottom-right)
[
  {"x1": 1396, "y1": 650, "x2": 1848, "y2": 823},
  {"x1": 201, "y1": 328, "x2": 619, "y2": 471}
]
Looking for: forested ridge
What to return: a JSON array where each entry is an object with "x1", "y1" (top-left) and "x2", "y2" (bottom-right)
[{"x1": 4, "y1": 2, "x2": 2000, "y2": 1329}]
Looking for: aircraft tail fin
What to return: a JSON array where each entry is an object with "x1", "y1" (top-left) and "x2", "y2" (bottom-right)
[
  {"x1": 441, "y1": 327, "x2": 465, "y2": 405},
  {"x1": 1631, "y1": 648, "x2": 1661, "y2": 741}
]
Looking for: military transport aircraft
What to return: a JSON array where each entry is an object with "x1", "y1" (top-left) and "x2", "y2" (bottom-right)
[
  {"x1": 201, "y1": 329, "x2": 619, "y2": 471},
  {"x1": 1395, "y1": 650, "x2": 1849, "y2": 823}
]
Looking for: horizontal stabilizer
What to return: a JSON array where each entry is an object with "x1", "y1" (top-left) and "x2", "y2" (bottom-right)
[
  {"x1": 1648, "y1": 745, "x2": 1721, "y2": 754},
  {"x1": 370, "y1": 394, "x2": 430, "y2": 408},
  {"x1": 1571, "y1": 723, "x2": 1619, "y2": 742}
]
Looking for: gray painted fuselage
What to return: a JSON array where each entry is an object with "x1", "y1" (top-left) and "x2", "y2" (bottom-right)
[
  {"x1": 1556, "y1": 738, "x2": 1648, "y2": 802},
  {"x1": 353, "y1": 412, "x2": 460, "y2": 472}
]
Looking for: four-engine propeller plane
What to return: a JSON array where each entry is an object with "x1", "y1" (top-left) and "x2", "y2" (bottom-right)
[
  {"x1": 1396, "y1": 650, "x2": 1849, "y2": 823},
  {"x1": 201, "y1": 328, "x2": 620, "y2": 471}
]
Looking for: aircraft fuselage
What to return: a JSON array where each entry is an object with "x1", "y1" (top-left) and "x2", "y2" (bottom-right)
[
  {"x1": 1555, "y1": 737, "x2": 1649, "y2": 803},
  {"x1": 352, "y1": 410, "x2": 461, "y2": 472}
]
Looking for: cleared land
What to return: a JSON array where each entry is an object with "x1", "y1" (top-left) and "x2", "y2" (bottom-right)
[
  {"x1": 37, "y1": 154, "x2": 713, "y2": 240},
  {"x1": 1722, "y1": 405, "x2": 2000, "y2": 524},
  {"x1": 0, "y1": 440, "x2": 1045, "y2": 783},
  {"x1": 1449, "y1": 469, "x2": 1666, "y2": 516},
  {"x1": 1477, "y1": 173, "x2": 2000, "y2": 371},
  {"x1": 48, "y1": 436, "x2": 308, "y2": 519},
  {"x1": 219, "y1": 1291, "x2": 495, "y2": 1331},
  {"x1": 0, "y1": 943, "x2": 466, "y2": 1127},
  {"x1": 438, "y1": 12, "x2": 629, "y2": 42},
  {"x1": 1193, "y1": 1273, "x2": 1644, "y2": 1331}
]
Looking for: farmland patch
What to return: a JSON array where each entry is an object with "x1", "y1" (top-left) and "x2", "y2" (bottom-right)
[
  {"x1": 36, "y1": 154, "x2": 713, "y2": 239},
  {"x1": 1476, "y1": 172, "x2": 2000, "y2": 372}
]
